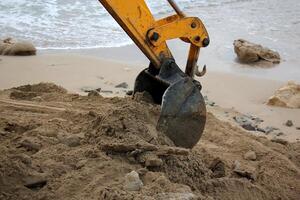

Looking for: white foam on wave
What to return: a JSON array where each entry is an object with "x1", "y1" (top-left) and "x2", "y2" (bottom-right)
[{"x1": 2, "y1": 0, "x2": 236, "y2": 49}]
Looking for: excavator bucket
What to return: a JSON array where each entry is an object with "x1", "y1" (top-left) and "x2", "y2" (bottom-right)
[{"x1": 134, "y1": 59, "x2": 206, "y2": 148}]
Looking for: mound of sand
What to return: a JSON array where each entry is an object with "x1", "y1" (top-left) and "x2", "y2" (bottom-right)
[
  {"x1": 233, "y1": 39, "x2": 280, "y2": 65},
  {"x1": 267, "y1": 81, "x2": 300, "y2": 109},
  {"x1": 0, "y1": 38, "x2": 36, "y2": 56},
  {"x1": 0, "y1": 83, "x2": 299, "y2": 200}
]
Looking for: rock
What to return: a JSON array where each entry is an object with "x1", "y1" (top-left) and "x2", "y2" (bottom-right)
[
  {"x1": 75, "y1": 160, "x2": 87, "y2": 169},
  {"x1": 137, "y1": 168, "x2": 148, "y2": 176},
  {"x1": 233, "y1": 39, "x2": 280, "y2": 65},
  {"x1": 124, "y1": 171, "x2": 143, "y2": 191},
  {"x1": 24, "y1": 176, "x2": 47, "y2": 190},
  {"x1": 61, "y1": 135, "x2": 81, "y2": 147},
  {"x1": 126, "y1": 90, "x2": 133, "y2": 96},
  {"x1": 243, "y1": 151, "x2": 257, "y2": 161},
  {"x1": 233, "y1": 160, "x2": 256, "y2": 180},
  {"x1": 271, "y1": 138, "x2": 288, "y2": 145},
  {"x1": 209, "y1": 158, "x2": 226, "y2": 178},
  {"x1": 100, "y1": 90, "x2": 113, "y2": 94},
  {"x1": 115, "y1": 82, "x2": 128, "y2": 89},
  {"x1": 233, "y1": 168, "x2": 256, "y2": 180},
  {"x1": 285, "y1": 120, "x2": 293, "y2": 127},
  {"x1": 276, "y1": 132, "x2": 284, "y2": 136},
  {"x1": 233, "y1": 116, "x2": 257, "y2": 131},
  {"x1": 19, "y1": 138, "x2": 42, "y2": 152},
  {"x1": 267, "y1": 81, "x2": 300, "y2": 109},
  {"x1": 0, "y1": 38, "x2": 36, "y2": 56},
  {"x1": 88, "y1": 111, "x2": 98, "y2": 117},
  {"x1": 296, "y1": 127, "x2": 300, "y2": 130},
  {"x1": 145, "y1": 156, "x2": 163, "y2": 167},
  {"x1": 87, "y1": 90, "x2": 100, "y2": 97},
  {"x1": 233, "y1": 160, "x2": 241, "y2": 170},
  {"x1": 263, "y1": 126, "x2": 278, "y2": 134}
]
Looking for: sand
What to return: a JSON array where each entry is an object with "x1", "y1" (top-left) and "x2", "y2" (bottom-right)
[
  {"x1": 0, "y1": 82, "x2": 299, "y2": 200},
  {"x1": 0, "y1": 54, "x2": 299, "y2": 142},
  {"x1": 0, "y1": 53, "x2": 300, "y2": 199}
]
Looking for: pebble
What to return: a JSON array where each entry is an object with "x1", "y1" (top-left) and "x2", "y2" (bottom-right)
[
  {"x1": 61, "y1": 135, "x2": 81, "y2": 147},
  {"x1": 271, "y1": 138, "x2": 288, "y2": 145},
  {"x1": 209, "y1": 158, "x2": 226, "y2": 178},
  {"x1": 276, "y1": 132, "x2": 284, "y2": 136},
  {"x1": 285, "y1": 120, "x2": 293, "y2": 127},
  {"x1": 115, "y1": 82, "x2": 128, "y2": 89},
  {"x1": 126, "y1": 90, "x2": 133, "y2": 96},
  {"x1": 88, "y1": 90, "x2": 100, "y2": 97},
  {"x1": 100, "y1": 90, "x2": 113, "y2": 94},
  {"x1": 145, "y1": 157, "x2": 163, "y2": 167},
  {"x1": 19, "y1": 139, "x2": 42, "y2": 152},
  {"x1": 243, "y1": 150, "x2": 257, "y2": 161},
  {"x1": 232, "y1": 160, "x2": 256, "y2": 180},
  {"x1": 24, "y1": 176, "x2": 47, "y2": 190},
  {"x1": 124, "y1": 171, "x2": 143, "y2": 191}
]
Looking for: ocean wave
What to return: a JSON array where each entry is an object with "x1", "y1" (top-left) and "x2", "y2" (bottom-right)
[{"x1": 0, "y1": 0, "x2": 246, "y2": 49}]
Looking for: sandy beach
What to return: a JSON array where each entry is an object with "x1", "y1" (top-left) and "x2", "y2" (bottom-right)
[
  {"x1": 1, "y1": 53, "x2": 299, "y2": 142},
  {"x1": 0, "y1": 0, "x2": 300, "y2": 198}
]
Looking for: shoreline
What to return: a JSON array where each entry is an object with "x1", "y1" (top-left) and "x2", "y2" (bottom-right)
[{"x1": 0, "y1": 53, "x2": 299, "y2": 142}]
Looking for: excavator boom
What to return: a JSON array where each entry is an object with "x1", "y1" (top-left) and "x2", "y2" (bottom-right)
[{"x1": 98, "y1": 0, "x2": 210, "y2": 148}]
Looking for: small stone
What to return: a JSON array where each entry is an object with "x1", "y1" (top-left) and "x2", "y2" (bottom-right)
[
  {"x1": 233, "y1": 160, "x2": 241, "y2": 171},
  {"x1": 24, "y1": 176, "x2": 47, "y2": 190},
  {"x1": 126, "y1": 90, "x2": 133, "y2": 96},
  {"x1": 271, "y1": 138, "x2": 288, "y2": 145},
  {"x1": 19, "y1": 139, "x2": 42, "y2": 152},
  {"x1": 276, "y1": 132, "x2": 284, "y2": 136},
  {"x1": 233, "y1": 116, "x2": 257, "y2": 131},
  {"x1": 75, "y1": 160, "x2": 87, "y2": 169},
  {"x1": 145, "y1": 157, "x2": 163, "y2": 167},
  {"x1": 32, "y1": 96, "x2": 43, "y2": 102},
  {"x1": 88, "y1": 90, "x2": 100, "y2": 97},
  {"x1": 263, "y1": 126, "x2": 278, "y2": 134},
  {"x1": 61, "y1": 135, "x2": 81, "y2": 147},
  {"x1": 88, "y1": 111, "x2": 97, "y2": 117},
  {"x1": 137, "y1": 168, "x2": 148, "y2": 176},
  {"x1": 124, "y1": 171, "x2": 143, "y2": 191},
  {"x1": 296, "y1": 127, "x2": 300, "y2": 130},
  {"x1": 233, "y1": 169, "x2": 256, "y2": 180},
  {"x1": 243, "y1": 151, "x2": 257, "y2": 161},
  {"x1": 285, "y1": 120, "x2": 293, "y2": 127},
  {"x1": 115, "y1": 82, "x2": 128, "y2": 89},
  {"x1": 241, "y1": 123, "x2": 257, "y2": 131},
  {"x1": 232, "y1": 160, "x2": 256, "y2": 180},
  {"x1": 100, "y1": 90, "x2": 113, "y2": 94},
  {"x1": 209, "y1": 158, "x2": 226, "y2": 178}
]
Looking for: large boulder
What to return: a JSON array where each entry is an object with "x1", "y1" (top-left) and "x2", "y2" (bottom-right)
[
  {"x1": 0, "y1": 37, "x2": 36, "y2": 56},
  {"x1": 233, "y1": 39, "x2": 280, "y2": 65},
  {"x1": 267, "y1": 81, "x2": 300, "y2": 108}
]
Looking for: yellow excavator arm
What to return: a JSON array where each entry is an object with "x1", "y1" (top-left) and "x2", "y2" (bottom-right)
[
  {"x1": 98, "y1": 0, "x2": 210, "y2": 148},
  {"x1": 99, "y1": 0, "x2": 209, "y2": 76}
]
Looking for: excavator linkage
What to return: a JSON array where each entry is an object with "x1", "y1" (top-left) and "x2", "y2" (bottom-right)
[{"x1": 98, "y1": 0, "x2": 209, "y2": 148}]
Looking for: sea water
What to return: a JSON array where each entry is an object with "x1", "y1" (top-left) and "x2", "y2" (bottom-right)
[{"x1": 1, "y1": 0, "x2": 300, "y2": 80}]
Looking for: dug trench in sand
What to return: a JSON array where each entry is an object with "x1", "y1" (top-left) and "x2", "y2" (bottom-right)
[{"x1": 0, "y1": 83, "x2": 299, "y2": 200}]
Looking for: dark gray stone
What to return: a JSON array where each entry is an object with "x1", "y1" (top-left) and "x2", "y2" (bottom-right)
[
  {"x1": 285, "y1": 120, "x2": 293, "y2": 127},
  {"x1": 115, "y1": 82, "x2": 128, "y2": 89}
]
